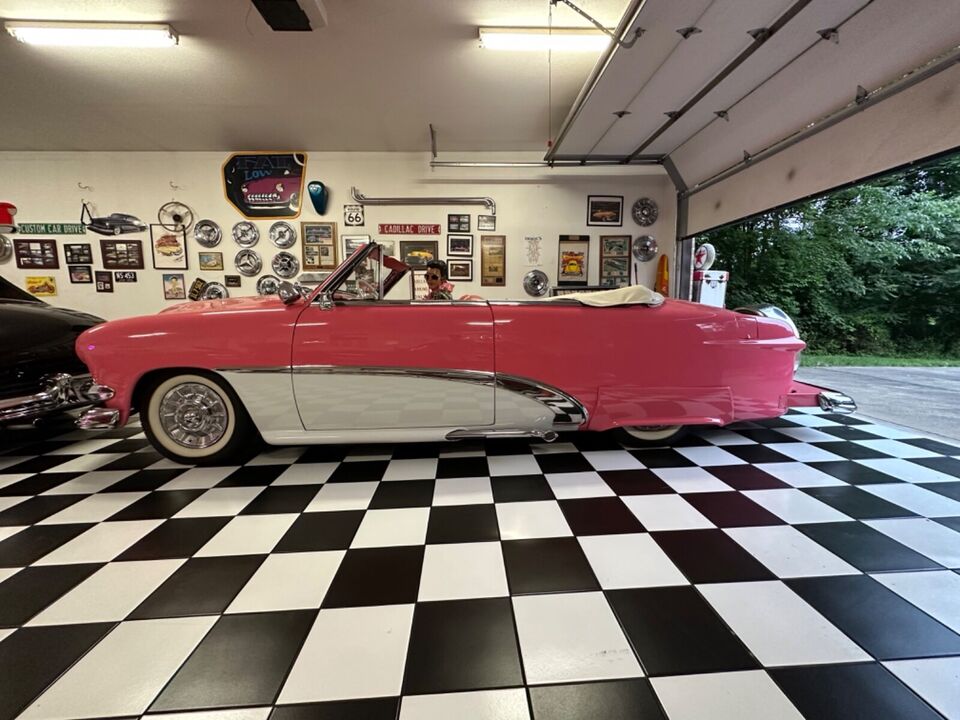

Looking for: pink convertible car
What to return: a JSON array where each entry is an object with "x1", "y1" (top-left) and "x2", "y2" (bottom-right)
[{"x1": 75, "y1": 243, "x2": 854, "y2": 464}]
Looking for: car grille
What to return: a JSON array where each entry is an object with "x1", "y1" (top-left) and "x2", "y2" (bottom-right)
[{"x1": 0, "y1": 357, "x2": 88, "y2": 401}]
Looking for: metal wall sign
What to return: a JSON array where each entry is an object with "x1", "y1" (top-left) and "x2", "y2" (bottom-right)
[
  {"x1": 17, "y1": 223, "x2": 86, "y2": 234},
  {"x1": 378, "y1": 223, "x2": 441, "y2": 235},
  {"x1": 344, "y1": 205, "x2": 364, "y2": 226}
]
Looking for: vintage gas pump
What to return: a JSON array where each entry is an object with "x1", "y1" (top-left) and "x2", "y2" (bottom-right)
[{"x1": 692, "y1": 243, "x2": 729, "y2": 307}]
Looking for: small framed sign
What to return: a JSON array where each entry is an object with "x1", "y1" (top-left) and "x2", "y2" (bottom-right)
[
  {"x1": 343, "y1": 204, "x2": 365, "y2": 226},
  {"x1": 302, "y1": 221, "x2": 338, "y2": 270},
  {"x1": 14, "y1": 239, "x2": 59, "y2": 269},
  {"x1": 188, "y1": 278, "x2": 208, "y2": 301},
  {"x1": 100, "y1": 239, "x2": 144, "y2": 270},
  {"x1": 447, "y1": 214, "x2": 470, "y2": 232},
  {"x1": 68, "y1": 265, "x2": 93, "y2": 284},
  {"x1": 400, "y1": 240, "x2": 438, "y2": 269},
  {"x1": 448, "y1": 259, "x2": 473, "y2": 282},
  {"x1": 95, "y1": 271, "x2": 114, "y2": 293},
  {"x1": 447, "y1": 234, "x2": 473, "y2": 256},
  {"x1": 480, "y1": 235, "x2": 505, "y2": 286},
  {"x1": 64, "y1": 243, "x2": 93, "y2": 264},
  {"x1": 163, "y1": 273, "x2": 186, "y2": 300},
  {"x1": 599, "y1": 235, "x2": 631, "y2": 288},
  {"x1": 199, "y1": 252, "x2": 224, "y2": 271},
  {"x1": 150, "y1": 225, "x2": 188, "y2": 270},
  {"x1": 559, "y1": 235, "x2": 589, "y2": 285},
  {"x1": 114, "y1": 271, "x2": 138, "y2": 283},
  {"x1": 225, "y1": 275, "x2": 242, "y2": 288},
  {"x1": 587, "y1": 195, "x2": 624, "y2": 227},
  {"x1": 478, "y1": 215, "x2": 496, "y2": 232}
]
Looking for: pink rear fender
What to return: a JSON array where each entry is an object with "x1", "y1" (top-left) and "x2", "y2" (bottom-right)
[{"x1": 76, "y1": 298, "x2": 301, "y2": 424}]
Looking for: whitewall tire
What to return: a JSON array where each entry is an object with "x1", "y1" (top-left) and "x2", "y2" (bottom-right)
[{"x1": 617, "y1": 425, "x2": 686, "y2": 446}]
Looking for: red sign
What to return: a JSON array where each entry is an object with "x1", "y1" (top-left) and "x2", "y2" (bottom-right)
[{"x1": 377, "y1": 223, "x2": 441, "y2": 235}]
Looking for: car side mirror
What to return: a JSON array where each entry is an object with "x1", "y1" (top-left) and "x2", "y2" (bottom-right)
[
  {"x1": 277, "y1": 281, "x2": 301, "y2": 305},
  {"x1": 318, "y1": 291, "x2": 334, "y2": 310}
]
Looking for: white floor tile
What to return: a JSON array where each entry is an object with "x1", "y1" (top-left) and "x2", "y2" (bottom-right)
[
  {"x1": 742, "y1": 489, "x2": 850, "y2": 524},
  {"x1": 675, "y1": 446, "x2": 746, "y2": 467},
  {"x1": 226, "y1": 551, "x2": 345, "y2": 613},
  {"x1": 174, "y1": 487, "x2": 263, "y2": 518},
  {"x1": 0, "y1": 567, "x2": 20, "y2": 583},
  {"x1": 545, "y1": 472, "x2": 615, "y2": 499},
  {"x1": 694, "y1": 429, "x2": 757, "y2": 446},
  {"x1": 46, "y1": 439, "x2": 124, "y2": 455},
  {"x1": 861, "y1": 483, "x2": 960, "y2": 517},
  {"x1": 0, "y1": 458, "x2": 32, "y2": 473},
  {"x1": 351, "y1": 507, "x2": 430, "y2": 548},
  {"x1": 245, "y1": 447, "x2": 306, "y2": 465},
  {"x1": 195, "y1": 514, "x2": 298, "y2": 557},
  {"x1": 0, "y1": 526, "x2": 25, "y2": 543},
  {"x1": 775, "y1": 427, "x2": 844, "y2": 443},
  {"x1": 856, "y1": 458, "x2": 959, "y2": 484},
  {"x1": 29, "y1": 559, "x2": 184, "y2": 625},
  {"x1": 853, "y1": 439, "x2": 939, "y2": 459},
  {"x1": 304, "y1": 481, "x2": 378, "y2": 512},
  {"x1": 755, "y1": 462, "x2": 846, "y2": 488},
  {"x1": 41, "y1": 471, "x2": 137, "y2": 496},
  {"x1": 530, "y1": 442, "x2": 580, "y2": 455},
  {"x1": 383, "y1": 458, "x2": 438, "y2": 481},
  {"x1": 651, "y1": 670, "x2": 804, "y2": 720},
  {"x1": 781, "y1": 413, "x2": 840, "y2": 428},
  {"x1": 34, "y1": 520, "x2": 163, "y2": 565},
  {"x1": 279, "y1": 604, "x2": 414, "y2": 703},
  {"x1": 856, "y1": 424, "x2": 925, "y2": 440},
  {"x1": 272, "y1": 462, "x2": 338, "y2": 486},
  {"x1": 0, "y1": 496, "x2": 27, "y2": 512},
  {"x1": 621, "y1": 495, "x2": 715, "y2": 531},
  {"x1": 40, "y1": 453, "x2": 126, "y2": 474},
  {"x1": 699, "y1": 580, "x2": 870, "y2": 666},
  {"x1": 399, "y1": 689, "x2": 530, "y2": 720},
  {"x1": 0, "y1": 472, "x2": 31, "y2": 490},
  {"x1": 872, "y1": 571, "x2": 960, "y2": 635},
  {"x1": 867, "y1": 518, "x2": 960, "y2": 568},
  {"x1": 725, "y1": 526, "x2": 859, "y2": 577},
  {"x1": 418, "y1": 542, "x2": 508, "y2": 601},
  {"x1": 513, "y1": 592, "x2": 642, "y2": 684},
  {"x1": 487, "y1": 454, "x2": 542, "y2": 477},
  {"x1": 18, "y1": 616, "x2": 217, "y2": 720},
  {"x1": 653, "y1": 466, "x2": 734, "y2": 493},
  {"x1": 38, "y1": 492, "x2": 147, "y2": 524},
  {"x1": 433, "y1": 477, "x2": 493, "y2": 506},
  {"x1": 145, "y1": 709, "x2": 271, "y2": 720},
  {"x1": 581, "y1": 450, "x2": 645, "y2": 471},
  {"x1": 0, "y1": 628, "x2": 13, "y2": 644},
  {"x1": 884, "y1": 657, "x2": 960, "y2": 720},
  {"x1": 496, "y1": 501, "x2": 572, "y2": 540},
  {"x1": 579, "y1": 533, "x2": 688, "y2": 588},
  {"x1": 763, "y1": 443, "x2": 844, "y2": 463},
  {"x1": 160, "y1": 466, "x2": 240, "y2": 490}
]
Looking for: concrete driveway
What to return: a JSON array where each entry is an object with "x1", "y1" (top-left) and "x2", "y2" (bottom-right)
[{"x1": 796, "y1": 366, "x2": 960, "y2": 441}]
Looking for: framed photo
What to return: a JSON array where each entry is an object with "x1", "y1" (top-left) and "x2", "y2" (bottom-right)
[
  {"x1": 302, "y1": 221, "x2": 338, "y2": 270},
  {"x1": 114, "y1": 271, "x2": 138, "y2": 283},
  {"x1": 225, "y1": 275, "x2": 242, "y2": 288},
  {"x1": 150, "y1": 225, "x2": 188, "y2": 270},
  {"x1": 64, "y1": 243, "x2": 93, "y2": 264},
  {"x1": 25, "y1": 276, "x2": 57, "y2": 296},
  {"x1": 480, "y1": 235, "x2": 506, "y2": 286},
  {"x1": 400, "y1": 240, "x2": 438, "y2": 268},
  {"x1": 94, "y1": 271, "x2": 114, "y2": 293},
  {"x1": 478, "y1": 215, "x2": 496, "y2": 232},
  {"x1": 448, "y1": 259, "x2": 473, "y2": 282},
  {"x1": 447, "y1": 214, "x2": 470, "y2": 232},
  {"x1": 559, "y1": 235, "x2": 589, "y2": 285},
  {"x1": 100, "y1": 239, "x2": 144, "y2": 270},
  {"x1": 199, "y1": 252, "x2": 224, "y2": 271},
  {"x1": 447, "y1": 234, "x2": 473, "y2": 256},
  {"x1": 587, "y1": 195, "x2": 624, "y2": 227},
  {"x1": 600, "y1": 235, "x2": 631, "y2": 288},
  {"x1": 163, "y1": 273, "x2": 186, "y2": 300},
  {"x1": 14, "y1": 239, "x2": 59, "y2": 269},
  {"x1": 379, "y1": 239, "x2": 396, "y2": 257},
  {"x1": 68, "y1": 265, "x2": 93, "y2": 284},
  {"x1": 342, "y1": 234, "x2": 371, "y2": 257}
]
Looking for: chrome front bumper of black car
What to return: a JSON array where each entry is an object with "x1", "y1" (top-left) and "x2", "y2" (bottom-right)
[{"x1": 0, "y1": 373, "x2": 110, "y2": 423}]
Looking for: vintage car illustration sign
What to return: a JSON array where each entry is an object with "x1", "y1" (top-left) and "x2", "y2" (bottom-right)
[
  {"x1": 25, "y1": 275, "x2": 57, "y2": 296},
  {"x1": 222, "y1": 152, "x2": 306, "y2": 219},
  {"x1": 150, "y1": 225, "x2": 188, "y2": 270},
  {"x1": 400, "y1": 240, "x2": 438, "y2": 268},
  {"x1": 559, "y1": 235, "x2": 589, "y2": 285}
]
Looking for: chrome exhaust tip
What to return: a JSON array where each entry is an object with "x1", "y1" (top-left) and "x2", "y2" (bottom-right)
[{"x1": 540, "y1": 430, "x2": 558, "y2": 443}]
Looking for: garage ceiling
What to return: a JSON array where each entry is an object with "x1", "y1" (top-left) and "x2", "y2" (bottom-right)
[{"x1": 0, "y1": 0, "x2": 627, "y2": 151}]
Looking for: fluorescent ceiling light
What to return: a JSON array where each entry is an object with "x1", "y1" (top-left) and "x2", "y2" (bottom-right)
[
  {"x1": 4, "y1": 21, "x2": 178, "y2": 47},
  {"x1": 479, "y1": 27, "x2": 609, "y2": 52}
]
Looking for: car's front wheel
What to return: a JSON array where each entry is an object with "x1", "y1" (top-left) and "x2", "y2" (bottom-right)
[
  {"x1": 141, "y1": 372, "x2": 257, "y2": 464},
  {"x1": 616, "y1": 425, "x2": 686, "y2": 446}
]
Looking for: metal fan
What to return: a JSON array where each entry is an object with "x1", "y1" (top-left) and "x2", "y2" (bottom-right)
[{"x1": 158, "y1": 201, "x2": 194, "y2": 233}]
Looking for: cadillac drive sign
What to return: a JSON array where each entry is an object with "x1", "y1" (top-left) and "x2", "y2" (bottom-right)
[{"x1": 377, "y1": 223, "x2": 441, "y2": 234}]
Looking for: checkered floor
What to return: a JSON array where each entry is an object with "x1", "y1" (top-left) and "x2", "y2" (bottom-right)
[{"x1": 1, "y1": 409, "x2": 959, "y2": 720}]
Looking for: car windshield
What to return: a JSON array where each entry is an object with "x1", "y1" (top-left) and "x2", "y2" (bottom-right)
[{"x1": 317, "y1": 242, "x2": 411, "y2": 302}]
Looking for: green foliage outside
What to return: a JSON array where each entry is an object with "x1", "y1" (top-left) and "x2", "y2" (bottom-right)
[{"x1": 696, "y1": 154, "x2": 960, "y2": 356}]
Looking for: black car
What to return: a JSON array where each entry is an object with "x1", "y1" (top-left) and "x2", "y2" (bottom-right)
[
  {"x1": 81, "y1": 202, "x2": 147, "y2": 236},
  {"x1": 0, "y1": 274, "x2": 106, "y2": 424}
]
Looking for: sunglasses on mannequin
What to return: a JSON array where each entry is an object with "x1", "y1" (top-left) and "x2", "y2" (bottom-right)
[{"x1": 425, "y1": 273, "x2": 441, "y2": 280}]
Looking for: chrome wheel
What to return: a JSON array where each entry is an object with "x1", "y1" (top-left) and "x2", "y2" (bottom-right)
[{"x1": 158, "y1": 382, "x2": 228, "y2": 449}]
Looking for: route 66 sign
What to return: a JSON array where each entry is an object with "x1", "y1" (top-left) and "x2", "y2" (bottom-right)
[{"x1": 344, "y1": 204, "x2": 364, "y2": 227}]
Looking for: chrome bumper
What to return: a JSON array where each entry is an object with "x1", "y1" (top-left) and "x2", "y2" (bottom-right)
[
  {"x1": 77, "y1": 407, "x2": 120, "y2": 430},
  {"x1": 818, "y1": 390, "x2": 857, "y2": 414},
  {"x1": 0, "y1": 373, "x2": 105, "y2": 423}
]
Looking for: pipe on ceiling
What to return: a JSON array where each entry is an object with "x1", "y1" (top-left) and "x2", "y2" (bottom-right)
[
  {"x1": 351, "y1": 186, "x2": 496, "y2": 215},
  {"x1": 428, "y1": 158, "x2": 660, "y2": 168}
]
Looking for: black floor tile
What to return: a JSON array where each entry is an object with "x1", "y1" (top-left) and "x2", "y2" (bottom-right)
[
  {"x1": 426, "y1": 504, "x2": 500, "y2": 544},
  {"x1": 911, "y1": 456, "x2": 960, "y2": 477},
  {"x1": 770, "y1": 663, "x2": 944, "y2": 720},
  {"x1": 903, "y1": 437, "x2": 960, "y2": 455},
  {"x1": 0, "y1": 623, "x2": 114, "y2": 720},
  {"x1": 402, "y1": 597, "x2": 523, "y2": 694},
  {"x1": 936, "y1": 516, "x2": 960, "y2": 533},
  {"x1": 534, "y1": 453, "x2": 594, "y2": 474},
  {"x1": 802, "y1": 486, "x2": 917, "y2": 520},
  {"x1": 217, "y1": 465, "x2": 287, "y2": 487},
  {"x1": 627, "y1": 449, "x2": 696, "y2": 468},
  {"x1": 322, "y1": 546, "x2": 424, "y2": 608},
  {"x1": 92, "y1": 438, "x2": 151, "y2": 454},
  {"x1": 368, "y1": 479, "x2": 435, "y2": 509},
  {"x1": 274, "y1": 511, "x2": 363, "y2": 552},
  {"x1": 435, "y1": 456, "x2": 490, "y2": 478},
  {"x1": 821, "y1": 413, "x2": 871, "y2": 425},
  {"x1": 684, "y1": 492, "x2": 785, "y2": 527},
  {"x1": 529, "y1": 679, "x2": 667, "y2": 720},
  {"x1": 269, "y1": 698, "x2": 400, "y2": 720},
  {"x1": 570, "y1": 432, "x2": 628, "y2": 451},
  {"x1": 326, "y1": 461, "x2": 388, "y2": 483},
  {"x1": 796, "y1": 522, "x2": 942, "y2": 573},
  {"x1": 490, "y1": 475, "x2": 554, "y2": 502},
  {"x1": 104, "y1": 468, "x2": 186, "y2": 492},
  {"x1": 816, "y1": 425, "x2": 885, "y2": 440},
  {"x1": 0, "y1": 563, "x2": 101, "y2": 627},
  {"x1": 599, "y1": 469, "x2": 674, "y2": 495},
  {"x1": 788, "y1": 575, "x2": 960, "y2": 659},
  {"x1": 0, "y1": 472, "x2": 82, "y2": 497},
  {"x1": 559, "y1": 497, "x2": 645, "y2": 535},
  {"x1": 811, "y1": 461, "x2": 902, "y2": 485},
  {"x1": 107, "y1": 490, "x2": 205, "y2": 521},
  {"x1": 115, "y1": 517, "x2": 231, "y2": 560},
  {"x1": 811, "y1": 442, "x2": 891, "y2": 460},
  {"x1": 295, "y1": 446, "x2": 348, "y2": 463},
  {"x1": 651, "y1": 529, "x2": 775, "y2": 583},
  {"x1": 0, "y1": 455, "x2": 80, "y2": 474},
  {"x1": 722, "y1": 444, "x2": 796, "y2": 464},
  {"x1": 705, "y1": 465, "x2": 791, "y2": 490},
  {"x1": 921, "y1": 482, "x2": 960, "y2": 503},
  {"x1": 0, "y1": 494, "x2": 86, "y2": 526},
  {"x1": 607, "y1": 586, "x2": 758, "y2": 676},
  {"x1": 96, "y1": 451, "x2": 164, "y2": 471},
  {"x1": 129, "y1": 555, "x2": 265, "y2": 618},
  {"x1": 502, "y1": 538, "x2": 599, "y2": 594},
  {"x1": 391, "y1": 442, "x2": 447, "y2": 458},
  {"x1": 735, "y1": 428, "x2": 800, "y2": 444},
  {"x1": 239, "y1": 485, "x2": 320, "y2": 515},
  {"x1": 0, "y1": 523, "x2": 93, "y2": 567},
  {"x1": 150, "y1": 610, "x2": 316, "y2": 712}
]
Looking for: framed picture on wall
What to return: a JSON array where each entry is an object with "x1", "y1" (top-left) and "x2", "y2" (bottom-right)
[
  {"x1": 199, "y1": 252, "x2": 224, "y2": 271},
  {"x1": 400, "y1": 240, "x2": 438, "y2": 268},
  {"x1": 447, "y1": 234, "x2": 473, "y2": 256},
  {"x1": 68, "y1": 265, "x2": 93, "y2": 284},
  {"x1": 150, "y1": 225, "x2": 188, "y2": 270},
  {"x1": 14, "y1": 239, "x2": 59, "y2": 269},
  {"x1": 163, "y1": 273, "x2": 186, "y2": 300},
  {"x1": 25, "y1": 276, "x2": 57, "y2": 297},
  {"x1": 100, "y1": 239, "x2": 145, "y2": 270},
  {"x1": 587, "y1": 195, "x2": 624, "y2": 227},
  {"x1": 94, "y1": 271, "x2": 114, "y2": 293},
  {"x1": 448, "y1": 259, "x2": 473, "y2": 282},
  {"x1": 599, "y1": 235, "x2": 631, "y2": 287},
  {"x1": 342, "y1": 234, "x2": 371, "y2": 257},
  {"x1": 64, "y1": 244, "x2": 93, "y2": 264},
  {"x1": 480, "y1": 235, "x2": 506, "y2": 286},
  {"x1": 478, "y1": 215, "x2": 496, "y2": 232},
  {"x1": 559, "y1": 235, "x2": 589, "y2": 285},
  {"x1": 447, "y1": 214, "x2": 470, "y2": 232},
  {"x1": 302, "y1": 221, "x2": 338, "y2": 270}
]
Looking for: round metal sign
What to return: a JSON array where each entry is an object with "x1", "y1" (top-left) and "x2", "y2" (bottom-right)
[
  {"x1": 272, "y1": 251, "x2": 300, "y2": 279},
  {"x1": 232, "y1": 221, "x2": 259, "y2": 247},
  {"x1": 235, "y1": 249, "x2": 262, "y2": 276},
  {"x1": 522, "y1": 269, "x2": 550, "y2": 297},
  {"x1": 269, "y1": 221, "x2": 297, "y2": 248},
  {"x1": 631, "y1": 197, "x2": 659, "y2": 227},
  {"x1": 632, "y1": 235, "x2": 658, "y2": 262},
  {"x1": 194, "y1": 219, "x2": 222, "y2": 248},
  {"x1": 257, "y1": 275, "x2": 281, "y2": 295}
]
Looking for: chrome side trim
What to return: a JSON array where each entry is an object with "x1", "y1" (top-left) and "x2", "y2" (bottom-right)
[
  {"x1": 446, "y1": 428, "x2": 559, "y2": 442},
  {"x1": 215, "y1": 366, "x2": 290, "y2": 374},
  {"x1": 292, "y1": 365, "x2": 494, "y2": 385},
  {"x1": 496, "y1": 373, "x2": 588, "y2": 428}
]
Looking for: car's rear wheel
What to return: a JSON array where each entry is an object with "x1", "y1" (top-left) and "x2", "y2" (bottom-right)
[
  {"x1": 616, "y1": 425, "x2": 686, "y2": 446},
  {"x1": 141, "y1": 372, "x2": 257, "y2": 464}
]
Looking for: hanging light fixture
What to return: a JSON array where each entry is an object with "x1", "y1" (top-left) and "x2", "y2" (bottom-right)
[
  {"x1": 4, "y1": 21, "x2": 179, "y2": 48},
  {"x1": 479, "y1": 27, "x2": 609, "y2": 52}
]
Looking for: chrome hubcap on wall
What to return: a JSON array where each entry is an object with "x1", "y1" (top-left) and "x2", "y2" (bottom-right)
[{"x1": 159, "y1": 383, "x2": 228, "y2": 448}]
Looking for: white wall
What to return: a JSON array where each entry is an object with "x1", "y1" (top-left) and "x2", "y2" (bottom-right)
[{"x1": 0, "y1": 151, "x2": 674, "y2": 320}]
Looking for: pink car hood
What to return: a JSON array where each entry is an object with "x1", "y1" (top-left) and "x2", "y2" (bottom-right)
[{"x1": 159, "y1": 295, "x2": 284, "y2": 314}]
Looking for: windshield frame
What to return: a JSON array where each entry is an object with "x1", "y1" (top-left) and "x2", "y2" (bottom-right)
[{"x1": 308, "y1": 242, "x2": 410, "y2": 303}]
